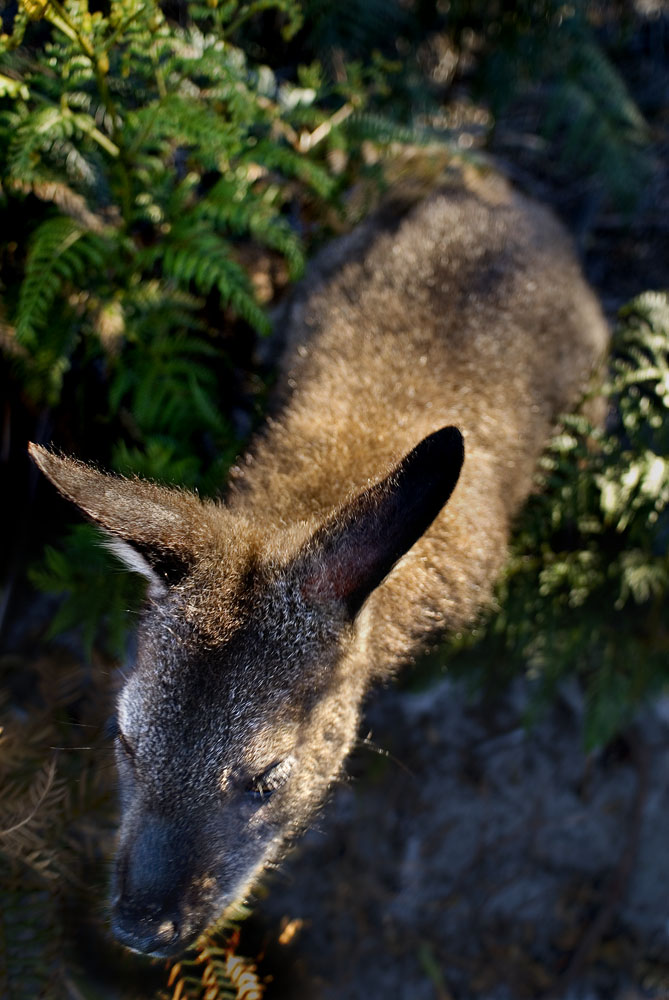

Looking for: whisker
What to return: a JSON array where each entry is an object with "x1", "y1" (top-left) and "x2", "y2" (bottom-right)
[
  {"x1": 49, "y1": 745, "x2": 95, "y2": 751},
  {"x1": 356, "y1": 733, "x2": 415, "y2": 776}
]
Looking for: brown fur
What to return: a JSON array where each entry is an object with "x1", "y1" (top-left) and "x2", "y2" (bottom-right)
[
  {"x1": 29, "y1": 171, "x2": 609, "y2": 957},
  {"x1": 228, "y1": 173, "x2": 607, "y2": 673}
]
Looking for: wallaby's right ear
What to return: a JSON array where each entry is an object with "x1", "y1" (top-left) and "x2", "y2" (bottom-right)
[
  {"x1": 29, "y1": 444, "x2": 203, "y2": 593},
  {"x1": 298, "y1": 426, "x2": 465, "y2": 617}
]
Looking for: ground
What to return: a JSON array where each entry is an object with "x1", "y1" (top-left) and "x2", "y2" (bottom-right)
[{"x1": 254, "y1": 677, "x2": 669, "y2": 999}]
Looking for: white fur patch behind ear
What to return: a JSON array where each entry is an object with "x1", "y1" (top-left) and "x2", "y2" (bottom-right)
[{"x1": 103, "y1": 537, "x2": 168, "y2": 597}]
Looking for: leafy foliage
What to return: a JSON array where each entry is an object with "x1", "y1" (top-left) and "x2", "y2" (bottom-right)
[
  {"x1": 0, "y1": 0, "x2": 392, "y2": 462},
  {"x1": 29, "y1": 524, "x2": 146, "y2": 657},
  {"x1": 442, "y1": 293, "x2": 669, "y2": 748},
  {"x1": 469, "y1": 0, "x2": 652, "y2": 206},
  {"x1": 0, "y1": 645, "x2": 117, "y2": 997},
  {"x1": 162, "y1": 922, "x2": 264, "y2": 1000},
  {"x1": 1, "y1": 0, "x2": 423, "y2": 651},
  {"x1": 292, "y1": 0, "x2": 654, "y2": 208}
]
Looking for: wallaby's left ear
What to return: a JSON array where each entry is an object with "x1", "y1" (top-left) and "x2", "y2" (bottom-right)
[
  {"x1": 298, "y1": 426, "x2": 464, "y2": 616},
  {"x1": 28, "y1": 444, "x2": 205, "y2": 593}
]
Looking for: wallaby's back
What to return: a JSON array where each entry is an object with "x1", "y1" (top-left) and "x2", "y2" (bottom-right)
[{"x1": 229, "y1": 173, "x2": 609, "y2": 675}]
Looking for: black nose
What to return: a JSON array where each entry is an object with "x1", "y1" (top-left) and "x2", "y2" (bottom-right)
[
  {"x1": 111, "y1": 907, "x2": 182, "y2": 957},
  {"x1": 111, "y1": 814, "x2": 190, "y2": 956}
]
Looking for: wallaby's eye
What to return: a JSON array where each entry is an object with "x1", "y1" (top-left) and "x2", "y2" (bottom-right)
[
  {"x1": 245, "y1": 757, "x2": 294, "y2": 803},
  {"x1": 107, "y1": 715, "x2": 135, "y2": 764},
  {"x1": 117, "y1": 730, "x2": 136, "y2": 763}
]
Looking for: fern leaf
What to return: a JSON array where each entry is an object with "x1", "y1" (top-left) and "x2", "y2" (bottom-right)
[
  {"x1": 145, "y1": 229, "x2": 271, "y2": 333},
  {"x1": 242, "y1": 138, "x2": 335, "y2": 198},
  {"x1": 15, "y1": 217, "x2": 107, "y2": 349},
  {"x1": 193, "y1": 179, "x2": 305, "y2": 279}
]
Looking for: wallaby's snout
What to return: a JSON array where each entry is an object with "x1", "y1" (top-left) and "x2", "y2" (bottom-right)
[
  {"x1": 112, "y1": 817, "x2": 186, "y2": 956},
  {"x1": 29, "y1": 177, "x2": 609, "y2": 956}
]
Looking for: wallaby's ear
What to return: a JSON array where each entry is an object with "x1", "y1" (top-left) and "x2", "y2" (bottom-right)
[
  {"x1": 28, "y1": 444, "x2": 203, "y2": 593},
  {"x1": 299, "y1": 426, "x2": 464, "y2": 616}
]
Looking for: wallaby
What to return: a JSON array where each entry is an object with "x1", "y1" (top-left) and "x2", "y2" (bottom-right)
[{"x1": 30, "y1": 170, "x2": 609, "y2": 958}]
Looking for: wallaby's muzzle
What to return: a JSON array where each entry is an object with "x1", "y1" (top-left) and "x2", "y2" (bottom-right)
[{"x1": 111, "y1": 816, "x2": 195, "y2": 956}]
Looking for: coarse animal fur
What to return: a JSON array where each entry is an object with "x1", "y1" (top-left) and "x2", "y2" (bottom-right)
[{"x1": 29, "y1": 170, "x2": 609, "y2": 958}]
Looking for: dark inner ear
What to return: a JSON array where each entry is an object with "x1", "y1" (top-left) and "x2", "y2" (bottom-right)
[{"x1": 299, "y1": 426, "x2": 464, "y2": 616}]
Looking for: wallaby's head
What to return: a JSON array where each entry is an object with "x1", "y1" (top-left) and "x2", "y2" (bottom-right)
[{"x1": 29, "y1": 426, "x2": 463, "y2": 956}]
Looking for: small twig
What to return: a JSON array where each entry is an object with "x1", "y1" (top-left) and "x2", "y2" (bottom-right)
[
  {"x1": 297, "y1": 102, "x2": 355, "y2": 153},
  {"x1": 356, "y1": 732, "x2": 415, "y2": 777}
]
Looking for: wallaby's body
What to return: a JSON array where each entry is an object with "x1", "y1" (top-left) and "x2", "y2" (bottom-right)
[{"x1": 30, "y1": 172, "x2": 608, "y2": 958}]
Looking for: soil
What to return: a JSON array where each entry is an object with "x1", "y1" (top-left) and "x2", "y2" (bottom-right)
[{"x1": 254, "y1": 679, "x2": 669, "y2": 1000}]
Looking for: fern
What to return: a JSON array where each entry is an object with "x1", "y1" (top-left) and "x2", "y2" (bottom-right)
[
  {"x1": 162, "y1": 920, "x2": 264, "y2": 1000},
  {"x1": 16, "y1": 218, "x2": 102, "y2": 347},
  {"x1": 143, "y1": 226, "x2": 271, "y2": 333},
  {"x1": 29, "y1": 524, "x2": 145, "y2": 657},
  {"x1": 3, "y1": 0, "x2": 419, "y2": 656},
  {"x1": 0, "y1": 654, "x2": 120, "y2": 998},
  {"x1": 441, "y1": 292, "x2": 669, "y2": 749},
  {"x1": 539, "y1": 32, "x2": 651, "y2": 206}
]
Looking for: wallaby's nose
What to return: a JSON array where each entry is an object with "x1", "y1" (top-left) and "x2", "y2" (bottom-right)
[
  {"x1": 111, "y1": 814, "x2": 190, "y2": 956},
  {"x1": 111, "y1": 908, "x2": 181, "y2": 956}
]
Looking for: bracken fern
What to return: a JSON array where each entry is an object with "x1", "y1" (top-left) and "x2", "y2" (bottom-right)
[{"x1": 441, "y1": 292, "x2": 669, "y2": 748}]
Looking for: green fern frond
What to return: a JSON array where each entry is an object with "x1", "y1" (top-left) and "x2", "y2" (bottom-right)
[
  {"x1": 8, "y1": 103, "x2": 112, "y2": 185},
  {"x1": 144, "y1": 227, "x2": 271, "y2": 333},
  {"x1": 344, "y1": 110, "x2": 440, "y2": 148},
  {"x1": 193, "y1": 179, "x2": 305, "y2": 278},
  {"x1": 243, "y1": 138, "x2": 335, "y2": 199},
  {"x1": 16, "y1": 217, "x2": 107, "y2": 349},
  {"x1": 109, "y1": 329, "x2": 230, "y2": 445},
  {"x1": 29, "y1": 524, "x2": 145, "y2": 657},
  {"x1": 128, "y1": 93, "x2": 239, "y2": 168},
  {"x1": 446, "y1": 291, "x2": 669, "y2": 748},
  {"x1": 112, "y1": 439, "x2": 203, "y2": 486}
]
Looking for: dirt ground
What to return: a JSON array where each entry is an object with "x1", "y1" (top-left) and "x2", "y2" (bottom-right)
[{"x1": 255, "y1": 678, "x2": 669, "y2": 999}]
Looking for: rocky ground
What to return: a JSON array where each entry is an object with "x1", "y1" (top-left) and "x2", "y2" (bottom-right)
[{"x1": 254, "y1": 676, "x2": 669, "y2": 999}]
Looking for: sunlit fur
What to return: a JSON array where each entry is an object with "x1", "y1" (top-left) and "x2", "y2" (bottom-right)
[{"x1": 29, "y1": 171, "x2": 609, "y2": 956}]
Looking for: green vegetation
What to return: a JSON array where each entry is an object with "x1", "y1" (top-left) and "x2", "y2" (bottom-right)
[
  {"x1": 439, "y1": 293, "x2": 669, "y2": 749},
  {"x1": 2, "y1": 0, "x2": 338, "y2": 484},
  {"x1": 1, "y1": 0, "x2": 402, "y2": 656}
]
